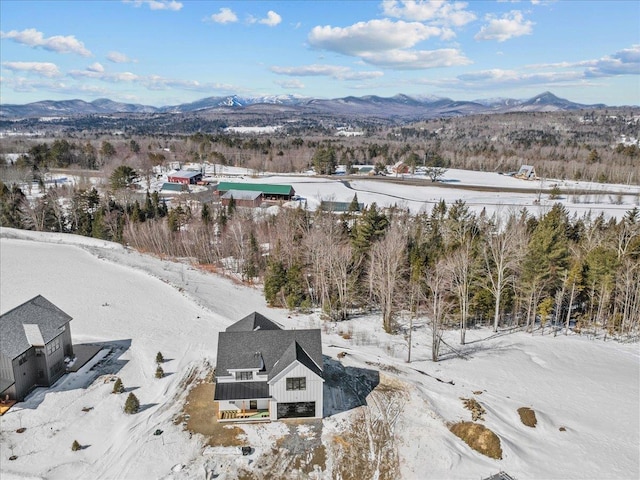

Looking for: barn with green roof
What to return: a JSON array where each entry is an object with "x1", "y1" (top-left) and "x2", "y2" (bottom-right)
[{"x1": 216, "y1": 182, "x2": 295, "y2": 201}]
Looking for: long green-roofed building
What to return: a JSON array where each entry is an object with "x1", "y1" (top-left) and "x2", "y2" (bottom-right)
[{"x1": 216, "y1": 182, "x2": 295, "y2": 201}]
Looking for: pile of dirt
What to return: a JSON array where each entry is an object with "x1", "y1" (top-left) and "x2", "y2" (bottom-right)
[
  {"x1": 517, "y1": 407, "x2": 537, "y2": 428},
  {"x1": 449, "y1": 422, "x2": 503, "y2": 460}
]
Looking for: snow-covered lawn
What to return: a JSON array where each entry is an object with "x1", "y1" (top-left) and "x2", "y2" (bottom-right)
[{"x1": 1, "y1": 228, "x2": 638, "y2": 479}]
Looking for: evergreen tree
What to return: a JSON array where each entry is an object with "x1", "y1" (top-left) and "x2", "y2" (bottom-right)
[
  {"x1": 264, "y1": 259, "x2": 287, "y2": 306},
  {"x1": 201, "y1": 203, "x2": 211, "y2": 225},
  {"x1": 112, "y1": 377, "x2": 124, "y2": 394},
  {"x1": 155, "y1": 365, "x2": 164, "y2": 378},
  {"x1": 110, "y1": 165, "x2": 138, "y2": 190},
  {"x1": 71, "y1": 440, "x2": 81, "y2": 451},
  {"x1": 124, "y1": 393, "x2": 140, "y2": 414},
  {"x1": 0, "y1": 182, "x2": 26, "y2": 228},
  {"x1": 312, "y1": 147, "x2": 337, "y2": 175},
  {"x1": 348, "y1": 193, "x2": 360, "y2": 213},
  {"x1": 155, "y1": 352, "x2": 164, "y2": 364}
]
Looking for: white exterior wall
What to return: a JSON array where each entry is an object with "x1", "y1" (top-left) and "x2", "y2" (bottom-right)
[{"x1": 269, "y1": 362, "x2": 324, "y2": 419}]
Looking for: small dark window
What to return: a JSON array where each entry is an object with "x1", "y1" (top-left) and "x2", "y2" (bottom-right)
[
  {"x1": 237, "y1": 371, "x2": 253, "y2": 381},
  {"x1": 286, "y1": 377, "x2": 306, "y2": 391},
  {"x1": 250, "y1": 400, "x2": 257, "y2": 410}
]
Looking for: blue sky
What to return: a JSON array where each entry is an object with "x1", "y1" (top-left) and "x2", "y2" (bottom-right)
[{"x1": 1, "y1": 0, "x2": 638, "y2": 106}]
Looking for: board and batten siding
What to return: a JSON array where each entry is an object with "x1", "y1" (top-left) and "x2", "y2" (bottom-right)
[
  {"x1": 269, "y1": 362, "x2": 323, "y2": 418},
  {"x1": 0, "y1": 354, "x2": 14, "y2": 383}
]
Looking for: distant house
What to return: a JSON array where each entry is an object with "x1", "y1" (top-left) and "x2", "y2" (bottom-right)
[
  {"x1": 0, "y1": 295, "x2": 74, "y2": 401},
  {"x1": 515, "y1": 165, "x2": 537, "y2": 180},
  {"x1": 214, "y1": 312, "x2": 324, "y2": 421},
  {"x1": 221, "y1": 190, "x2": 263, "y2": 208},
  {"x1": 160, "y1": 182, "x2": 188, "y2": 193},
  {"x1": 391, "y1": 161, "x2": 409, "y2": 175},
  {"x1": 167, "y1": 170, "x2": 203, "y2": 185},
  {"x1": 216, "y1": 182, "x2": 295, "y2": 201}
]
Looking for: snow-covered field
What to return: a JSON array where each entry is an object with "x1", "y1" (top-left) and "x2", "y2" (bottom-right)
[{"x1": 1, "y1": 228, "x2": 638, "y2": 479}]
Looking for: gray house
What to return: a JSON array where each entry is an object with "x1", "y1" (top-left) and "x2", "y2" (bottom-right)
[
  {"x1": 214, "y1": 312, "x2": 324, "y2": 421},
  {"x1": 0, "y1": 295, "x2": 74, "y2": 401}
]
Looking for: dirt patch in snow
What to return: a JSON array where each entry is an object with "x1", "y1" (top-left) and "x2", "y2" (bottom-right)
[
  {"x1": 176, "y1": 376, "x2": 244, "y2": 447},
  {"x1": 235, "y1": 419, "x2": 326, "y2": 479},
  {"x1": 517, "y1": 406, "x2": 537, "y2": 428},
  {"x1": 449, "y1": 421, "x2": 503, "y2": 460}
]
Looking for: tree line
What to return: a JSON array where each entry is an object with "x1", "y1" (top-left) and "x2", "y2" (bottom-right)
[{"x1": 2, "y1": 176, "x2": 638, "y2": 360}]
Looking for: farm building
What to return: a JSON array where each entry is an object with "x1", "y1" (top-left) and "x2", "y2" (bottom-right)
[
  {"x1": 515, "y1": 165, "x2": 537, "y2": 180},
  {"x1": 160, "y1": 182, "x2": 188, "y2": 193},
  {"x1": 216, "y1": 182, "x2": 295, "y2": 201},
  {"x1": 221, "y1": 190, "x2": 263, "y2": 208},
  {"x1": 167, "y1": 170, "x2": 203, "y2": 185}
]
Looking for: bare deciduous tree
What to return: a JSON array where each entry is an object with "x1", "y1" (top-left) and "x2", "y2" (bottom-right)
[{"x1": 369, "y1": 223, "x2": 408, "y2": 333}]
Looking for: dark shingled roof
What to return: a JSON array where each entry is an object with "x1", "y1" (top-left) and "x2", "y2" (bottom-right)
[
  {"x1": 0, "y1": 295, "x2": 72, "y2": 360},
  {"x1": 270, "y1": 340, "x2": 323, "y2": 380},
  {"x1": 214, "y1": 381, "x2": 270, "y2": 401},
  {"x1": 225, "y1": 312, "x2": 283, "y2": 332},
  {"x1": 216, "y1": 328, "x2": 323, "y2": 381}
]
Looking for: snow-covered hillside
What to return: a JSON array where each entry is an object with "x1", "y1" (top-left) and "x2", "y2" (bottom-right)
[{"x1": 1, "y1": 228, "x2": 638, "y2": 479}]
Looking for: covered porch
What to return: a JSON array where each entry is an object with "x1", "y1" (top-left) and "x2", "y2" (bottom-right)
[{"x1": 214, "y1": 381, "x2": 271, "y2": 423}]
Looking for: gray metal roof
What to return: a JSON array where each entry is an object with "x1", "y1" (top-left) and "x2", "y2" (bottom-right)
[
  {"x1": 214, "y1": 381, "x2": 270, "y2": 401},
  {"x1": 0, "y1": 295, "x2": 72, "y2": 359},
  {"x1": 226, "y1": 312, "x2": 283, "y2": 332},
  {"x1": 216, "y1": 326, "x2": 323, "y2": 381},
  {"x1": 169, "y1": 170, "x2": 202, "y2": 179},
  {"x1": 221, "y1": 190, "x2": 262, "y2": 201}
]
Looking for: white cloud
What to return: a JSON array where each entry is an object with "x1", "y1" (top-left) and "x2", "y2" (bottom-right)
[
  {"x1": 582, "y1": 45, "x2": 640, "y2": 77},
  {"x1": 381, "y1": 0, "x2": 477, "y2": 27},
  {"x1": 527, "y1": 45, "x2": 640, "y2": 77},
  {"x1": 87, "y1": 62, "x2": 105, "y2": 73},
  {"x1": 107, "y1": 51, "x2": 135, "y2": 63},
  {"x1": 308, "y1": 18, "x2": 470, "y2": 69},
  {"x1": 309, "y1": 19, "x2": 442, "y2": 56},
  {"x1": 69, "y1": 68, "x2": 139, "y2": 83},
  {"x1": 360, "y1": 48, "x2": 471, "y2": 69},
  {"x1": 271, "y1": 64, "x2": 384, "y2": 80},
  {"x1": 475, "y1": 10, "x2": 534, "y2": 42},
  {"x1": 0, "y1": 28, "x2": 91, "y2": 56},
  {"x1": 124, "y1": 0, "x2": 183, "y2": 11},
  {"x1": 275, "y1": 79, "x2": 305, "y2": 89},
  {"x1": 2, "y1": 61, "x2": 61, "y2": 78},
  {"x1": 259, "y1": 11, "x2": 282, "y2": 27},
  {"x1": 209, "y1": 7, "x2": 238, "y2": 24}
]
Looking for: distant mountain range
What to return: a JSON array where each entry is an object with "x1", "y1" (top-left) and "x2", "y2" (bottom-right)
[{"x1": 0, "y1": 91, "x2": 608, "y2": 120}]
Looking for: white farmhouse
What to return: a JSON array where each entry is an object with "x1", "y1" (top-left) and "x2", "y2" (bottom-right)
[{"x1": 214, "y1": 313, "x2": 323, "y2": 421}]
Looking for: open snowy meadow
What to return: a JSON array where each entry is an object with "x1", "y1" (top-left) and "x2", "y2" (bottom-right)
[{"x1": 1, "y1": 227, "x2": 638, "y2": 480}]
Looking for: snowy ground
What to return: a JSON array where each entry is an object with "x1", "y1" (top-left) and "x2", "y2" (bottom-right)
[{"x1": 1, "y1": 227, "x2": 638, "y2": 479}]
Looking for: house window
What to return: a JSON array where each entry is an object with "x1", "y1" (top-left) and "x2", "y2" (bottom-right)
[
  {"x1": 237, "y1": 371, "x2": 253, "y2": 381},
  {"x1": 46, "y1": 337, "x2": 61, "y2": 355},
  {"x1": 286, "y1": 377, "x2": 306, "y2": 391},
  {"x1": 18, "y1": 353, "x2": 28, "y2": 365}
]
